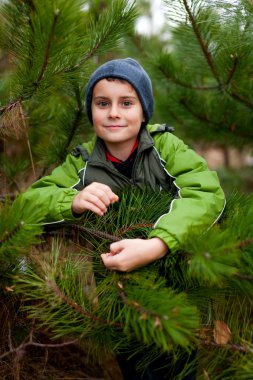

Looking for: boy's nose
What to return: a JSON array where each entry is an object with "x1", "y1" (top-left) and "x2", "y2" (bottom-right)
[{"x1": 108, "y1": 104, "x2": 120, "y2": 118}]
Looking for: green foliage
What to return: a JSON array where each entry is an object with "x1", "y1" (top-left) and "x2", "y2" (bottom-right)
[
  {"x1": 5, "y1": 188, "x2": 253, "y2": 377},
  {"x1": 0, "y1": 196, "x2": 43, "y2": 287},
  {"x1": 0, "y1": 153, "x2": 29, "y2": 192},
  {"x1": 0, "y1": 0, "x2": 137, "y2": 178},
  {"x1": 133, "y1": 0, "x2": 253, "y2": 147},
  {"x1": 12, "y1": 189, "x2": 199, "y2": 359}
]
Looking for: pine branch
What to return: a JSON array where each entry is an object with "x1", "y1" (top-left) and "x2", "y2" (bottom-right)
[
  {"x1": 64, "y1": 0, "x2": 136, "y2": 72},
  {"x1": 0, "y1": 198, "x2": 43, "y2": 268},
  {"x1": 46, "y1": 278, "x2": 122, "y2": 328},
  {"x1": 182, "y1": 0, "x2": 221, "y2": 85},
  {"x1": 0, "y1": 0, "x2": 136, "y2": 117},
  {"x1": 70, "y1": 222, "x2": 153, "y2": 242},
  {"x1": 157, "y1": 64, "x2": 220, "y2": 91},
  {"x1": 10, "y1": 190, "x2": 253, "y2": 363},
  {"x1": 69, "y1": 223, "x2": 121, "y2": 242},
  {"x1": 34, "y1": 9, "x2": 60, "y2": 86},
  {"x1": 187, "y1": 2, "x2": 253, "y2": 113},
  {"x1": 180, "y1": 97, "x2": 253, "y2": 139},
  {"x1": 180, "y1": 98, "x2": 221, "y2": 127},
  {"x1": 225, "y1": 55, "x2": 238, "y2": 86},
  {"x1": 229, "y1": 89, "x2": 253, "y2": 110},
  {"x1": 117, "y1": 280, "x2": 168, "y2": 323},
  {"x1": 0, "y1": 221, "x2": 24, "y2": 246},
  {"x1": 57, "y1": 88, "x2": 83, "y2": 163},
  {"x1": 0, "y1": 10, "x2": 60, "y2": 113}
]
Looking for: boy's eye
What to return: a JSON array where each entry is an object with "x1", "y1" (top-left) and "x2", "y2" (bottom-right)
[
  {"x1": 122, "y1": 100, "x2": 132, "y2": 107},
  {"x1": 97, "y1": 101, "x2": 109, "y2": 107}
]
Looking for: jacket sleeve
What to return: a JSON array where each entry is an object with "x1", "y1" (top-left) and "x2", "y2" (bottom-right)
[
  {"x1": 18, "y1": 153, "x2": 86, "y2": 223},
  {"x1": 148, "y1": 132, "x2": 226, "y2": 252}
]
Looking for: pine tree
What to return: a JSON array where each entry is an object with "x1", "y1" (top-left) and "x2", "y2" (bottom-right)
[
  {"x1": 139, "y1": 0, "x2": 253, "y2": 146},
  {"x1": 0, "y1": 0, "x2": 136, "y2": 192},
  {"x1": 1, "y1": 0, "x2": 253, "y2": 379}
]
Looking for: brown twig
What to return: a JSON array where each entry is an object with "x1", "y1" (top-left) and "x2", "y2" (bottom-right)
[
  {"x1": 47, "y1": 279, "x2": 122, "y2": 327},
  {"x1": 34, "y1": 10, "x2": 60, "y2": 85},
  {"x1": 180, "y1": 98, "x2": 220, "y2": 126},
  {"x1": 19, "y1": 102, "x2": 36, "y2": 179},
  {"x1": 234, "y1": 273, "x2": 253, "y2": 281},
  {"x1": 234, "y1": 238, "x2": 253, "y2": 250},
  {"x1": 0, "y1": 336, "x2": 78, "y2": 360},
  {"x1": 117, "y1": 223, "x2": 153, "y2": 236},
  {"x1": 58, "y1": 89, "x2": 83, "y2": 163},
  {"x1": 42, "y1": 223, "x2": 121, "y2": 242},
  {"x1": 180, "y1": 98, "x2": 253, "y2": 138},
  {"x1": 70, "y1": 224, "x2": 121, "y2": 242},
  {"x1": 158, "y1": 64, "x2": 220, "y2": 91},
  {"x1": 229, "y1": 90, "x2": 253, "y2": 110},
  {"x1": 0, "y1": 319, "x2": 78, "y2": 360},
  {"x1": 200, "y1": 340, "x2": 253, "y2": 354},
  {"x1": 225, "y1": 56, "x2": 238, "y2": 86}
]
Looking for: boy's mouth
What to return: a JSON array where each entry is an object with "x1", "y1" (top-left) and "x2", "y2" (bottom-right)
[{"x1": 105, "y1": 125, "x2": 125, "y2": 129}]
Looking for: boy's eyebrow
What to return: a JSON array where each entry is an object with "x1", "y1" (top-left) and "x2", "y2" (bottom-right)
[{"x1": 93, "y1": 95, "x2": 138, "y2": 99}]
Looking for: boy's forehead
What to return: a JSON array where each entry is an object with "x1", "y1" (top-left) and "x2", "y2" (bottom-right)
[{"x1": 93, "y1": 78, "x2": 137, "y2": 95}]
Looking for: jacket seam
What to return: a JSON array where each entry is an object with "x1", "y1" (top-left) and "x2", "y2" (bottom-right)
[
  {"x1": 209, "y1": 197, "x2": 226, "y2": 229},
  {"x1": 71, "y1": 165, "x2": 87, "y2": 189},
  {"x1": 42, "y1": 219, "x2": 65, "y2": 225},
  {"x1": 152, "y1": 147, "x2": 226, "y2": 230},
  {"x1": 152, "y1": 146, "x2": 182, "y2": 228}
]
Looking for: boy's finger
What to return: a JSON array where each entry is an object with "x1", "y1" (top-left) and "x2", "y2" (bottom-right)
[
  {"x1": 90, "y1": 183, "x2": 119, "y2": 204},
  {"x1": 82, "y1": 201, "x2": 106, "y2": 216},
  {"x1": 101, "y1": 253, "x2": 119, "y2": 270},
  {"x1": 109, "y1": 241, "x2": 123, "y2": 255}
]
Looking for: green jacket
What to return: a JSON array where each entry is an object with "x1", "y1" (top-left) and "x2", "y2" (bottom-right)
[{"x1": 20, "y1": 124, "x2": 225, "y2": 251}]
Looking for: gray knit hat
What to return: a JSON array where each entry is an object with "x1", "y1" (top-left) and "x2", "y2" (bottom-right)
[{"x1": 85, "y1": 58, "x2": 153, "y2": 126}]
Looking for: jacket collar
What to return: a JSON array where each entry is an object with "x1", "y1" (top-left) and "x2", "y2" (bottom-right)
[{"x1": 88, "y1": 127, "x2": 154, "y2": 164}]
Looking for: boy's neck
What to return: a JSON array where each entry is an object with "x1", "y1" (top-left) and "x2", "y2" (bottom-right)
[{"x1": 105, "y1": 140, "x2": 138, "y2": 161}]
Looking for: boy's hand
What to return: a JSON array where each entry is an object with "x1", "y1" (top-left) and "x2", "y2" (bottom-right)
[
  {"x1": 72, "y1": 182, "x2": 119, "y2": 216},
  {"x1": 101, "y1": 238, "x2": 168, "y2": 272}
]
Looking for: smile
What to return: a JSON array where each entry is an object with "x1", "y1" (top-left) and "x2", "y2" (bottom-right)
[{"x1": 105, "y1": 125, "x2": 125, "y2": 129}]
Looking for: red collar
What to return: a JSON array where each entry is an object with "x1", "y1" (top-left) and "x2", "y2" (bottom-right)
[{"x1": 105, "y1": 140, "x2": 139, "y2": 163}]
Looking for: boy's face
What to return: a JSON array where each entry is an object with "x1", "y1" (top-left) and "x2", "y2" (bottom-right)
[{"x1": 91, "y1": 79, "x2": 144, "y2": 154}]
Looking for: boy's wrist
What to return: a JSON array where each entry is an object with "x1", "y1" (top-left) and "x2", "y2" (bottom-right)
[
  {"x1": 71, "y1": 206, "x2": 84, "y2": 218},
  {"x1": 149, "y1": 237, "x2": 169, "y2": 259}
]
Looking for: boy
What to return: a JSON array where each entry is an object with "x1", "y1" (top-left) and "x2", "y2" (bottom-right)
[
  {"x1": 22, "y1": 57, "x2": 225, "y2": 272},
  {"x1": 21, "y1": 58, "x2": 225, "y2": 379}
]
